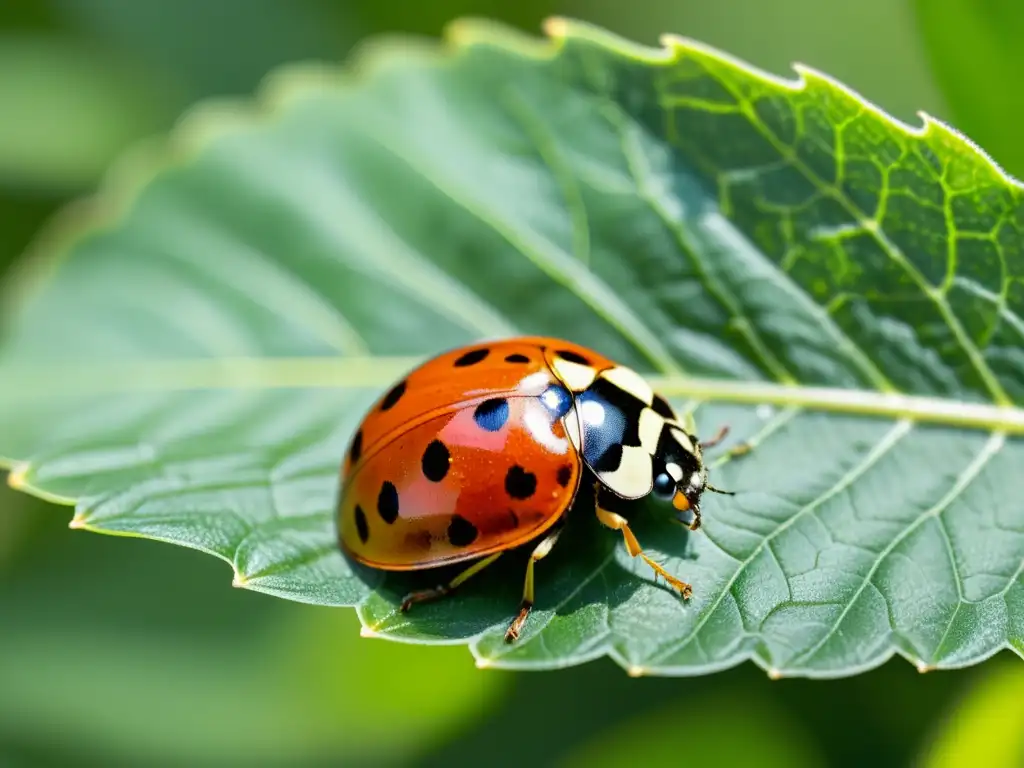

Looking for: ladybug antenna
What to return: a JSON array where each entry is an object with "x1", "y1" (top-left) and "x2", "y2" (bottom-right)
[{"x1": 706, "y1": 483, "x2": 735, "y2": 496}]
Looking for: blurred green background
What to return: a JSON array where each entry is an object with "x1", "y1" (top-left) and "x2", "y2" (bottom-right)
[{"x1": 1, "y1": 1, "x2": 1022, "y2": 766}]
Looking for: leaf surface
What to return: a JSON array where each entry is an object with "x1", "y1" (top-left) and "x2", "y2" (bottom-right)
[{"x1": 2, "y1": 18, "x2": 1023, "y2": 677}]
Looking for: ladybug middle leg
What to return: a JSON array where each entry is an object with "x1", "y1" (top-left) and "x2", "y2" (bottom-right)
[
  {"x1": 399, "y1": 552, "x2": 503, "y2": 612},
  {"x1": 593, "y1": 484, "x2": 693, "y2": 599},
  {"x1": 504, "y1": 521, "x2": 566, "y2": 643}
]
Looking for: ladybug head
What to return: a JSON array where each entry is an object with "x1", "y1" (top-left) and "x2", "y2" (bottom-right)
[{"x1": 649, "y1": 425, "x2": 731, "y2": 529}]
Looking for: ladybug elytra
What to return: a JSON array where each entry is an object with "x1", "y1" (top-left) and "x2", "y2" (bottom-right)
[{"x1": 337, "y1": 337, "x2": 733, "y2": 642}]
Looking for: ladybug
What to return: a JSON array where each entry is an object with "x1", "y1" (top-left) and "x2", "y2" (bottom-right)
[{"x1": 337, "y1": 337, "x2": 733, "y2": 643}]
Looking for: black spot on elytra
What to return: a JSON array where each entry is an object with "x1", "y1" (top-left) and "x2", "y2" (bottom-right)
[
  {"x1": 379, "y1": 380, "x2": 407, "y2": 411},
  {"x1": 473, "y1": 398, "x2": 509, "y2": 432},
  {"x1": 557, "y1": 349, "x2": 590, "y2": 365},
  {"x1": 454, "y1": 348, "x2": 490, "y2": 367},
  {"x1": 593, "y1": 442, "x2": 624, "y2": 473},
  {"x1": 505, "y1": 353, "x2": 530, "y2": 363},
  {"x1": 505, "y1": 465, "x2": 537, "y2": 500},
  {"x1": 421, "y1": 440, "x2": 450, "y2": 482},
  {"x1": 556, "y1": 464, "x2": 573, "y2": 487},
  {"x1": 377, "y1": 481, "x2": 399, "y2": 524},
  {"x1": 354, "y1": 505, "x2": 369, "y2": 543},
  {"x1": 651, "y1": 394, "x2": 675, "y2": 419},
  {"x1": 447, "y1": 514, "x2": 478, "y2": 547},
  {"x1": 348, "y1": 430, "x2": 363, "y2": 464}
]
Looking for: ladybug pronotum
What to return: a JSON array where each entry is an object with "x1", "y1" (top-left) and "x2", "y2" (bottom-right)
[{"x1": 337, "y1": 337, "x2": 733, "y2": 642}]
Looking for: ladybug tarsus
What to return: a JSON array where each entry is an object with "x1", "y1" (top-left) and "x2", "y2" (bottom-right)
[
  {"x1": 504, "y1": 601, "x2": 533, "y2": 643},
  {"x1": 594, "y1": 483, "x2": 694, "y2": 601},
  {"x1": 399, "y1": 586, "x2": 448, "y2": 612},
  {"x1": 399, "y1": 551, "x2": 504, "y2": 613},
  {"x1": 682, "y1": 506, "x2": 702, "y2": 532},
  {"x1": 501, "y1": 523, "x2": 564, "y2": 642}
]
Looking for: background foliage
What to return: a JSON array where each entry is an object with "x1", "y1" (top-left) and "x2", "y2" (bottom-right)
[{"x1": 1, "y1": 1, "x2": 1022, "y2": 766}]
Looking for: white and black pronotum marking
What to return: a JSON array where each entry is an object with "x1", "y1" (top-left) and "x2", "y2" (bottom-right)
[{"x1": 569, "y1": 365, "x2": 704, "y2": 501}]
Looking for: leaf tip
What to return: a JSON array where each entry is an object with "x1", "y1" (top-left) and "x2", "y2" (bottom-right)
[
  {"x1": 541, "y1": 16, "x2": 569, "y2": 40},
  {"x1": 6, "y1": 463, "x2": 29, "y2": 490},
  {"x1": 360, "y1": 624, "x2": 382, "y2": 639},
  {"x1": 657, "y1": 33, "x2": 701, "y2": 56},
  {"x1": 68, "y1": 515, "x2": 89, "y2": 530}
]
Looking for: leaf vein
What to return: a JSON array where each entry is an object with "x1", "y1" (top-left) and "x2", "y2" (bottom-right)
[
  {"x1": 649, "y1": 418, "x2": 914, "y2": 664},
  {"x1": 790, "y1": 431, "x2": 1006, "y2": 668},
  {"x1": 700, "y1": 70, "x2": 1011, "y2": 405},
  {"x1": 352, "y1": 123, "x2": 685, "y2": 375},
  {"x1": 502, "y1": 89, "x2": 592, "y2": 267},
  {"x1": 603, "y1": 100, "x2": 793, "y2": 383}
]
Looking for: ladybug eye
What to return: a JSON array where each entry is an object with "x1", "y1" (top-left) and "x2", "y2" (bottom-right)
[{"x1": 653, "y1": 472, "x2": 675, "y2": 500}]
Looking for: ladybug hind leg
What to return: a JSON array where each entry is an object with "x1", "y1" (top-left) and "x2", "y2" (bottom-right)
[
  {"x1": 399, "y1": 552, "x2": 503, "y2": 612},
  {"x1": 504, "y1": 523, "x2": 565, "y2": 643},
  {"x1": 594, "y1": 484, "x2": 693, "y2": 599}
]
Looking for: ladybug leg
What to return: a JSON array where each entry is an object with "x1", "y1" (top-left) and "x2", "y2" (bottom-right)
[
  {"x1": 594, "y1": 486, "x2": 693, "y2": 600},
  {"x1": 702, "y1": 424, "x2": 756, "y2": 460},
  {"x1": 504, "y1": 524, "x2": 565, "y2": 644},
  {"x1": 699, "y1": 424, "x2": 730, "y2": 449},
  {"x1": 399, "y1": 552, "x2": 503, "y2": 612}
]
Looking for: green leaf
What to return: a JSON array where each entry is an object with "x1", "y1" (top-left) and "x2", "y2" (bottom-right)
[
  {"x1": 1, "y1": 17, "x2": 1023, "y2": 678},
  {"x1": 914, "y1": 0, "x2": 1024, "y2": 179}
]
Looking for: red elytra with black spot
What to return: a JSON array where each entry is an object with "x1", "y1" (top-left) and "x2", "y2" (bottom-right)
[{"x1": 338, "y1": 337, "x2": 616, "y2": 569}]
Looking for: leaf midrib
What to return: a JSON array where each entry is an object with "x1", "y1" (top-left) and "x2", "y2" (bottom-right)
[{"x1": 3, "y1": 357, "x2": 1023, "y2": 438}]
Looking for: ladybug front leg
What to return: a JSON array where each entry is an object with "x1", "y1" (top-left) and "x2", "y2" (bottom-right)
[
  {"x1": 594, "y1": 485, "x2": 693, "y2": 600},
  {"x1": 399, "y1": 552, "x2": 503, "y2": 612},
  {"x1": 504, "y1": 524, "x2": 565, "y2": 643}
]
